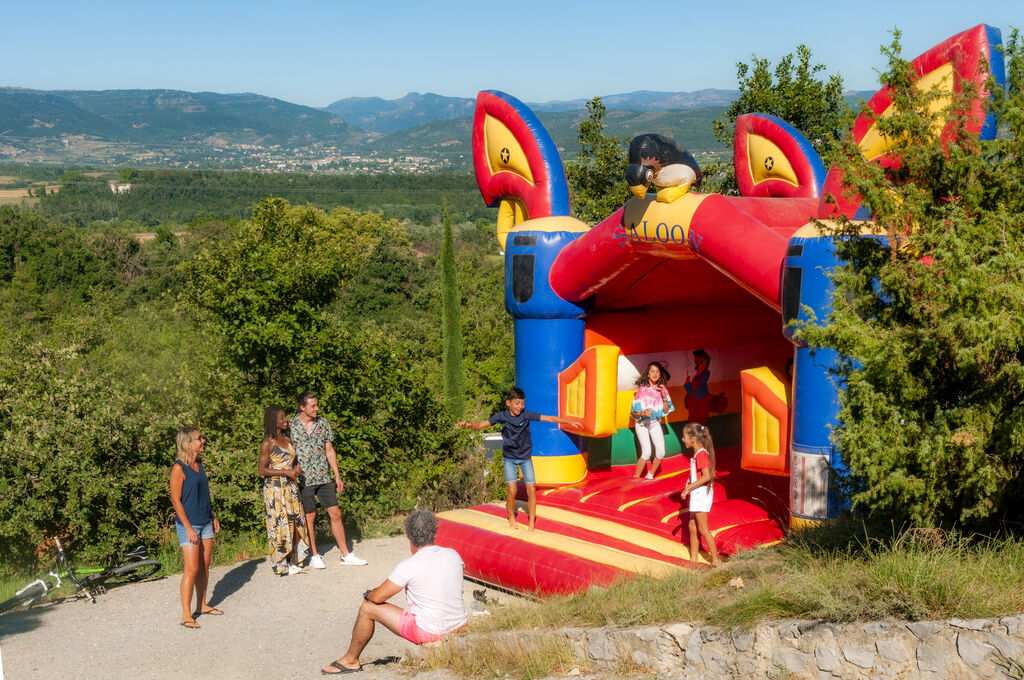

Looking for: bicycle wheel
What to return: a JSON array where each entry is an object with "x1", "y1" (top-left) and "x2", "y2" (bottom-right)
[
  {"x1": 0, "y1": 582, "x2": 47, "y2": 613},
  {"x1": 94, "y1": 560, "x2": 162, "y2": 587}
]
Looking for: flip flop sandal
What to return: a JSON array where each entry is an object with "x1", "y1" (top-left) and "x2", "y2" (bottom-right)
[
  {"x1": 180, "y1": 619, "x2": 200, "y2": 629},
  {"x1": 201, "y1": 608, "x2": 223, "y2": 615},
  {"x1": 321, "y1": 660, "x2": 361, "y2": 674}
]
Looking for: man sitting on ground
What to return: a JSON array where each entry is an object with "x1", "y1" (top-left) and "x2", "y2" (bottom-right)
[{"x1": 321, "y1": 508, "x2": 467, "y2": 675}]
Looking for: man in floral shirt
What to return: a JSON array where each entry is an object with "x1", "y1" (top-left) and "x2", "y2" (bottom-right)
[{"x1": 291, "y1": 392, "x2": 367, "y2": 568}]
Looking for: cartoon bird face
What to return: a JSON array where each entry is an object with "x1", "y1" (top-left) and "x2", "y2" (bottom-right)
[{"x1": 626, "y1": 163, "x2": 655, "y2": 199}]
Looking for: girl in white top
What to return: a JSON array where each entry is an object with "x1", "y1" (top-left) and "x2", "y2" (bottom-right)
[
  {"x1": 681, "y1": 421, "x2": 722, "y2": 567},
  {"x1": 630, "y1": 362, "x2": 674, "y2": 479}
]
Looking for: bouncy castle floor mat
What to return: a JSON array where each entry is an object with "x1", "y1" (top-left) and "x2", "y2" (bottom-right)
[{"x1": 437, "y1": 447, "x2": 786, "y2": 596}]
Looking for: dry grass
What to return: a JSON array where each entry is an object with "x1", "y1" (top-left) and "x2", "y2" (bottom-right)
[
  {"x1": 467, "y1": 525, "x2": 1024, "y2": 634},
  {"x1": 0, "y1": 188, "x2": 34, "y2": 205},
  {"x1": 418, "y1": 526, "x2": 1024, "y2": 677},
  {"x1": 407, "y1": 634, "x2": 591, "y2": 680},
  {"x1": 132, "y1": 231, "x2": 188, "y2": 243},
  {"x1": 0, "y1": 184, "x2": 58, "y2": 205},
  {"x1": 995, "y1": 652, "x2": 1024, "y2": 680}
]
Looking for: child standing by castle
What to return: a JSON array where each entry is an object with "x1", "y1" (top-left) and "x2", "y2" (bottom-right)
[
  {"x1": 630, "y1": 362, "x2": 674, "y2": 479},
  {"x1": 458, "y1": 387, "x2": 579, "y2": 531},
  {"x1": 681, "y1": 421, "x2": 722, "y2": 567}
]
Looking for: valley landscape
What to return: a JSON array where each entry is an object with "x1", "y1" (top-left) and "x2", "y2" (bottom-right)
[{"x1": 0, "y1": 87, "x2": 743, "y2": 171}]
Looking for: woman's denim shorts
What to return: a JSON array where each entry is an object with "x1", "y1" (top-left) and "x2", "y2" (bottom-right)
[{"x1": 175, "y1": 520, "x2": 214, "y2": 546}]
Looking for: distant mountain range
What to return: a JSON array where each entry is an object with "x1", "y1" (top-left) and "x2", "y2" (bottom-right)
[
  {"x1": 0, "y1": 88, "x2": 369, "y2": 146},
  {"x1": 374, "y1": 108, "x2": 727, "y2": 163},
  {"x1": 325, "y1": 93, "x2": 477, "y2": 135},
  {"x1": 324, "y1": 90, "x2": 741, "y2": 134},
  {"x1": 0, "y1": 87, "x2": 874, "y2": 170}
]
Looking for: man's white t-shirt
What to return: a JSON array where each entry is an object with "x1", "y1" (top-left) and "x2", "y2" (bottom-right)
[{"x1": 387, "y1": 544, "x2": 468, "y2": 635}]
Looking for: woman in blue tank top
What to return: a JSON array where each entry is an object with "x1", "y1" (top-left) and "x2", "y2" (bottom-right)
[{"x1": 170, "y1": 426, "x2": 222, "y2": 628}]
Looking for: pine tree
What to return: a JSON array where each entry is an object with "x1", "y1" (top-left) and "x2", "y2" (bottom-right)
[
  {"x1": 707, "y1": 45, "x2": 852, "y2": 195},
  {"x1": 440, "y1": 201, "x2": 466, "y2": 418},
  {"x1": 565, "y1": 97, "x2": 630, "y2": 224}
]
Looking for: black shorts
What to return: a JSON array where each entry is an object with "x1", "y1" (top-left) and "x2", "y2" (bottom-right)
[{"x1": 300, "y1": 482, "x2": 338, "y2": 513}]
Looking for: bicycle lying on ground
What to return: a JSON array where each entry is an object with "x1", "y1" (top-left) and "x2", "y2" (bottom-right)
[{"x1": 0, "y1": 538, "x2": 161, "y2": 613}]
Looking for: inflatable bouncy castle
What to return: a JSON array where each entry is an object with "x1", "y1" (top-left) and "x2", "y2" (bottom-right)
[{"x1": 436, "y1": 25, "x2": 1005, "y2": 595}]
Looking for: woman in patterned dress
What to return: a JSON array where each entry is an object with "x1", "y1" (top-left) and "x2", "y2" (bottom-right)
[{"x1": 258, "y1": 405, "x2": 309, "y2": 575}]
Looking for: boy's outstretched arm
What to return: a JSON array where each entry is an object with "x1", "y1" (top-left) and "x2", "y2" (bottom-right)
[
  {"x1": 539, "y1": 414, "x2": 583, "y2": 430},
  {"x1": 457, "y1": 420, "x2": 491, "y2": 430}
]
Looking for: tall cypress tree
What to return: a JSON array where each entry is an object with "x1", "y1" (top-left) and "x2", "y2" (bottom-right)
[{"x1": 440, "y1": 201, "x2": 466, "y2": 418}]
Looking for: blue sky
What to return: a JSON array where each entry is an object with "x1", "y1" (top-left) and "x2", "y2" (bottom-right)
[{"x1": 2, "y1": 1, "x2": 1020, "y2": 107}]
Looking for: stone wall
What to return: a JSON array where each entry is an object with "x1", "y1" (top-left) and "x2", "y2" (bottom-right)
[{"x1": 421, "y1": 614, "x2": 1024, "y2": 678}]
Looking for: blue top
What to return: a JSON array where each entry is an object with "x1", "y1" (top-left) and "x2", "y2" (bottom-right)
[
  {"x1": 173, "y1": 460, "x2": 213, "y2": 526},
  {"x1": 685, "y1": 368, "x2": 710, "y2": 400},
  {"x1": 489, "y1": 409, "x2": 541, "y2": 460}
]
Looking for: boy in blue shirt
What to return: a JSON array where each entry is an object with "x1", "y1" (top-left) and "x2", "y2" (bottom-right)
[{"x1": 457, "y1": 387, "x2": 579, "y2": 531}]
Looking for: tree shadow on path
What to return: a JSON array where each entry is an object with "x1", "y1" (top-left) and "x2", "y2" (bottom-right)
[{"x1": 0, "y1": 605, "x2": 48, "y2": 637}]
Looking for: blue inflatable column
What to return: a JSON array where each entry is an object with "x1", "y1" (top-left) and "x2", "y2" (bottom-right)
[
  {"x1": 781, "y1": 232, "x2": 845, "y2": 526},
  {"x1": 504, "y1": 225, "x2": 588, "y2": 482}
]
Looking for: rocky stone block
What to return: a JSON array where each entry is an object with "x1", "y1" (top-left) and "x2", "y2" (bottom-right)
[
  {"x1": 814, "y1": 642, "x2": 842, "y2": 672},
  {"x1": 986, "y1": 632, "x2": 1024, "y2": 660},
  {"x1": 585, "y1": 629, "x2": 611, "y2": 661},
  {"x1": 956, "y1": 633, "x2": 992, "y2": 666},
  {"x1": 908, "y1": 621, "x2": 942, "y2": 639},
  {"x1": 731, "y1": 629, "x2": 753, "y2": 653},
  {"x1": 630, "y1": 648, "x2": 651, "y2": 667},
  {"x1": 949, "y1": 617, "x2": 987, "y2": 631},
  {"x1": 752, "y1": 624, "x2": 780, "y2": 660},
  {"x1": 772, "y1": 648, "x2": 811, "y2": 675},
  {"x1": 1001, "y1": 614, "x2": 1024, "y2": 636},
  {"x1": 635, "y1": 626, "x2": 662, "y2": 643},
  {"x1": 843, "y1": 644, "x2": 875, "y2": 668},
  {"x1": 569, "y1": 637, "x2": 587, "y2": 662},
  {"x1": 778, "y1": 620, "x2": 802, "y2": 639},
  {"x1": 684, "y1": 629, "x2": 703, "y2": 667},
  {"x1": 703, "y1": 643, "x2": 737, "y2": 677},
  {"x1": 875, "y1": 639, "x2": 907, "y2": 663},
  {"x1": 917, "y1": 642, "x2": 948, "y2": 673},
  {"x1": 799, "y1": 620, "x2": 839, "y2": 635},
  {"x1": 663, "y1": 623, "x2": 694, "y2": 649},
  {"x1": 862, "y1": 621, "x2": 892, "y2": 635},
  {"x1": 699, "y1": 627, "x2": 722, "y2": 643}
]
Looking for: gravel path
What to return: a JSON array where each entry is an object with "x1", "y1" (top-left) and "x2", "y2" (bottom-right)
[{"x1": 0, "y1": 536, "x2": 506, "y2": 680}]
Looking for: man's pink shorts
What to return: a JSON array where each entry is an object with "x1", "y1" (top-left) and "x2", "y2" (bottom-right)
[{"x1": 398, "y1": 610, "x2": 446, "y2": 644}]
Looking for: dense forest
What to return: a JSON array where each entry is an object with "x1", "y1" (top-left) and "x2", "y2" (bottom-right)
[
  {"x1": 0, "y1": 170, "x2": 510, "y2": 571},
  {"x1": 32, "y1": 168, "x2": 495, "y2": 227}
]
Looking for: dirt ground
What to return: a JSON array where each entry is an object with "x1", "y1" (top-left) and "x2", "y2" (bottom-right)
[{"x1": 0, "y1": 535, "x2": 511, "y2": 680}]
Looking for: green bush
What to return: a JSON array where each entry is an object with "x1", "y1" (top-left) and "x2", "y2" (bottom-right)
[
  {"x1": 796, "y1": 31, "x2": 1024, "y2": 529},
  {"x1": 0, "y1": 191, "x2": 509, "y2": 574}
]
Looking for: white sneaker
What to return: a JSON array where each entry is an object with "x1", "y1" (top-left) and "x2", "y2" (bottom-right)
[
  {"x1": 340, "y1": 552, "x2": 367, "y2": 566},
  {"x1": 645, "y1": 472, "x2": 654, "y2": 480},
  {"x1": 309, "y1": 554, "x2": 326, "y2": 569},
  {"x1": 287, "y1": 564, "x2": 304, "y2": 576}
]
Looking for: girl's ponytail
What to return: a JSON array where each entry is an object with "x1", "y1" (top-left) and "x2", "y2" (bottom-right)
[
  {"x1": 683, "y1": 421, "x2": 718, "y2": 486},
  {"x1": 699, "y1": 423, "x2": 717, "y2": 482}
]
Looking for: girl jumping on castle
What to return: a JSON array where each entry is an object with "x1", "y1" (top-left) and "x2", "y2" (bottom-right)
[
  {"x1": 630, "y1": 361, "x2": 674, "y2": 479},
  {"x1": 681, "y1": 421, "x2": 722, "y2": 567}
]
